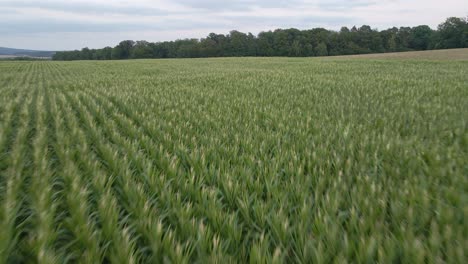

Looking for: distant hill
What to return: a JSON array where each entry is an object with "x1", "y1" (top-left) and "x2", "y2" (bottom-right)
[{"x1": 0, "y1": 47, "x2": 55, "y2": 58}]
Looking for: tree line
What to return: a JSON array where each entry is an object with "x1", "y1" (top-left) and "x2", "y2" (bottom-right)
[{"x1": 53, "y1": 17, "x2": 467, "y2": 60}]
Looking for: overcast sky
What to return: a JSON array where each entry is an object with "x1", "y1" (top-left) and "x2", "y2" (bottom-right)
[{"x1": 1, "y1": 0, "x2": 467, "y2": 50}]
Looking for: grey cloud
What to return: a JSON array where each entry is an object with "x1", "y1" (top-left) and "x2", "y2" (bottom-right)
[
  {"x1": 0, "y1": 0, "x2": 168, "y2": 16},
  {"x1": 0, "y1": 7, "x2": 19, "y2": 16},
  {"x1": 0, "y1": 0, "x2": 369, "y2": 48},
  {"x1": 0, "y1": 12, "x2": 357, "y2": 35},
  {"x1": 222, "y1": 15, "x2": 357, "y2": 29},
  {"x1": 172, "y1": 0, "x2": 303, "y2": 11},
  {"x1": 318, "y1": 0, "x2": 376, "y2": 11},
  {"x1": 0, "y1": 18, "x2": 232, "y2": 35},
  {"x1": 0, "y1": 19, "x2": 159, "y2": 34},
  {"x1": 5, "y1": 0, "x2": 452, "y2": 50},
  {"x1": 173, "y1": 0, "x2": 377, "y2": 11}
]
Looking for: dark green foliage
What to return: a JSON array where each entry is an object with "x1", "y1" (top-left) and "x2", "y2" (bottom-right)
[
  {"x1": 409, "y1": 25, "x2": 433, "y2": 50},
  {"x1": 52, "y1": 17, "x2": 468, "y2": 60},
  {"x1": 315, "y1": 42, "x2": 328, "y2": 56},
  {"x1": 111, "y1": 40, "x2": 135, "y2": 59},
  {"x1": 130, "y1": 41, "x2": 153, "y2": 59},
  {"x1": 432, "y1": 17, "x2": 468, "y2": 49}
]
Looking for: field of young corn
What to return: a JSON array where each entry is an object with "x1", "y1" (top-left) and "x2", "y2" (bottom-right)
[{"x1": 0, "y1": 58, "x2": 466, "y2": 263}]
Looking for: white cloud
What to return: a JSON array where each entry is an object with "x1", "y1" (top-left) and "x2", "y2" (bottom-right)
[{"x1": 0, "y1": 0, "x2": 466, "y2": 50}]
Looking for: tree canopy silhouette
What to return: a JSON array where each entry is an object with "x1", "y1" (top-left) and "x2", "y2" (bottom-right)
[{"x1": 53, "y1": 17, "x2": 468, "y2": 60}]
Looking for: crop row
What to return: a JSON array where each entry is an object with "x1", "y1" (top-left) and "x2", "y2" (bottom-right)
[{"x1": 0, "y1": 59, "x2": 466, "y2": 263}]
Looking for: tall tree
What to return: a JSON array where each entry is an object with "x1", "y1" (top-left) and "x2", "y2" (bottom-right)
[
  {"x1": 131, "y1": 41, "x2": 153, "y2": 59},
  {"x1": 409, "y1": 25, "x2": 434, "y2": 50},
  {"x1": 53, "y1": 16, "x2": 468, "y2": 61},
  {"x1": 112, "y1": 40, "x2": 135, "y2": 59},
  {"x1": 315, "y1": 42, "x2": 328, "y2": 56},
  {"x1": 433, "y1": 17, "x2": 468, "y2": 48}
]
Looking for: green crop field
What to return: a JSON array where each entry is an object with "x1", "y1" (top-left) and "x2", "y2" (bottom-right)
[{"x1": 0, "y1": 57, "x2": 467, "y2": 263}]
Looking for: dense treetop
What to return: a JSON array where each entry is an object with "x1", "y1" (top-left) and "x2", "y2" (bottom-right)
[{"x1": 53, "y1": 17, "x2": 468, "y2": 60}]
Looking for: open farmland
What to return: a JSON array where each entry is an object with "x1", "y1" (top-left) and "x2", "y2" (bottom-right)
[
  {"x1": 0, "y1": 57, "x2": 467, "y2": 263},
  {"x1": 328, "y1": 48, "x2": 468, "y2": 60}
]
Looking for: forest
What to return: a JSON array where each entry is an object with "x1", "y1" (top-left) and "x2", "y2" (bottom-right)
[{"x1": 53, "y1": 17, "x2": 468, "y2": 60}]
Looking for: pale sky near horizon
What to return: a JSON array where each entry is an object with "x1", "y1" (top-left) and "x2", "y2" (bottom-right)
[{"x1": 1, "y1": 0, "x2": 467, "y2": 51}]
